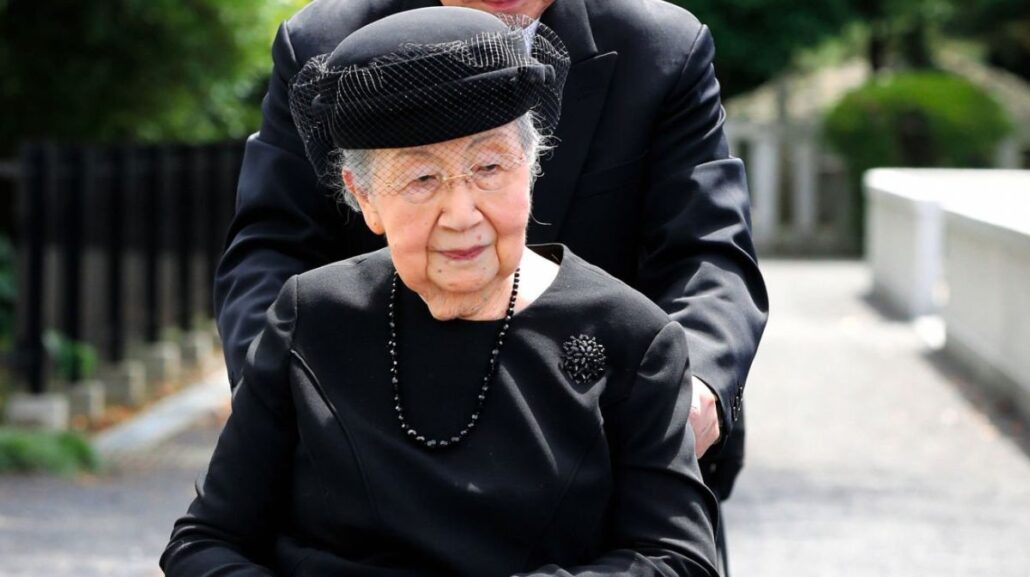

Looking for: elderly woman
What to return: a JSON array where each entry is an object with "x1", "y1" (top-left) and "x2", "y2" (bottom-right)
[{"x1": 161, "y1": 7, "x2": 719, "y2": 577}]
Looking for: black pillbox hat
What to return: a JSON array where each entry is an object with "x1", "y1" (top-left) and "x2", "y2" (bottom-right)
[{"x1": 289, "y1": 6, "x2": 569, "y2": 184}]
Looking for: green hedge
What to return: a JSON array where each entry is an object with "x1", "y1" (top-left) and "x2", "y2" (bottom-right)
[
  {"x1": 825, "y1": 71, "x2": 1012, "y2": 170},
  {"x1": 823, "y1": 71, "x2": 1012, "y2": 245},
  {"x1": 0, "y1": 429, "x2": 98, "y2": 475}
]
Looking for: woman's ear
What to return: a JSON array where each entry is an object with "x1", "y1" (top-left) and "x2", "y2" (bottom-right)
[{"x1": 343, "y1": 169, "x2": 385, "y2": 235}]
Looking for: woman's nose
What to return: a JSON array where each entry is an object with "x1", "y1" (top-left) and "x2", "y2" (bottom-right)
[{"x1": 437, "y1": 178, "x2": 483, "y2": 231}]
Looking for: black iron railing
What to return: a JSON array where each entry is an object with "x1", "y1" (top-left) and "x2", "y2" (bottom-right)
[{"x1": 8, "y1": 141, "x2": 244, "y2": 393}]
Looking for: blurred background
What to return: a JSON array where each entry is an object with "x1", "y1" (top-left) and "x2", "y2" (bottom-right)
[{"x1": 0, "y1": 1, "x2": 1027, "y2": 576}]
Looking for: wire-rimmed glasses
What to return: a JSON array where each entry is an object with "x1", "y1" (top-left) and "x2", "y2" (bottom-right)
[{"x1": 382, "y1": 152, "x2": 527, "y2": 204}]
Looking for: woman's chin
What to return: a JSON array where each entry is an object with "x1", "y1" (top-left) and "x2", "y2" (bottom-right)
[
  {"x1": 428, "y1": 261, "x2": 500, "y2": 294},
  {"x1": 432, "y1": 275, "x2": 494, "y2": 296}
]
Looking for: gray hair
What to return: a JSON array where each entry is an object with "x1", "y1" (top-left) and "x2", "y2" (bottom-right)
[{"x1": 330, "y1": 112, "x2": 551, "y2": 212}]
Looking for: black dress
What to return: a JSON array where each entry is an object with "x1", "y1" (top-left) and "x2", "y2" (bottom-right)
[{"x1": 162, "y1": 245, "x2": 720, "y2": 577}]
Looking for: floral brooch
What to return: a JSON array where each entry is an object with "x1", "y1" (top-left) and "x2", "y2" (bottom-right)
[{"x1": 560, "y1": 334, "x2": 607, "y2": 385}]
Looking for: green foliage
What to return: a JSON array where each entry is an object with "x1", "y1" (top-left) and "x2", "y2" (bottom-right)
[
  {"x1": 868, "y1": 0, "x2": 954, "y2": 68},
  {"x1": 946, "y1": 0, "x2": 1030, "y2": 79},
  {"x1": 852, "y1": 0, "x2": 1028, "y2": 75},
  {"x1": 0, "y1": 428, "x2": 98, "y2": 474},
  {"x1": 43, "y1": 330, "x2": 98, "y2": 383},
  {"x1": 824, "y1": 71, "x2": 1012, "y2": 171},
  {"x1": 949, "y1": 0, "x2": 1029, "y2": 35},
  {"x1": 0, "y1": 0, "x2": 306, "y2": 149},
  {"x1": 855, "y1": 0, "x2": 955, "y2": 33},
  {"x1": 667, "y1": 0, "x2": 857, "y2": 97}
]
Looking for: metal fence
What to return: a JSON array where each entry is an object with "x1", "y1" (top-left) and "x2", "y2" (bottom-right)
[{"x1": 9, "y1": 141, "x2": 245, "y2": 393}]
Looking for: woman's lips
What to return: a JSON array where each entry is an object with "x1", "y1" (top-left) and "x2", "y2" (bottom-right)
[
  {"x1": 439, "y1": 245, "x2": 487, "y2": 261},
  {"x1": 478, "y1": 0, "x2": 526, "y2": 13}
]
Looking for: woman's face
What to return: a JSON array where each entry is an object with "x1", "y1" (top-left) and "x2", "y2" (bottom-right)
[{"x1": 348, "y1": 122, "x2": 531, "y2": 312}]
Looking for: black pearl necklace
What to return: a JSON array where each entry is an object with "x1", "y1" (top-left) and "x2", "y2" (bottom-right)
[{"x1": 387, "y1": 269, "x2": 520, "y2": 450}]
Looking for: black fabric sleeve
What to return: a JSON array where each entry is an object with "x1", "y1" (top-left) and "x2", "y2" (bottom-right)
[
  {"x1": 636, "y1": 24, "x2": 769, "y2": 438},
  {"x1": 213, "y1": 22, "x2": 341, "y2": 388},
  {"x1": 161, "y1": 277, "x2": 300, "y2": 576},
  {"x1": 514, "y1": 322, "x2": 721, "y2": 577}
]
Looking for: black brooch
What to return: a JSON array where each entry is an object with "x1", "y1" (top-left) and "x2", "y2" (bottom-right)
[{"x1": 560, "y1": 334, "x2": 607, "y2": 385}]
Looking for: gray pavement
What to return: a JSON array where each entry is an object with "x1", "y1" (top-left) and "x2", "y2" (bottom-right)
[
  {"x1": 1, "y1": 259, "x2": 1028, "y2": 576},
  {"x1": 723, "y1": 260, "x2": 1030, "y2": 576},
  {"x1": 0, "y1": 412, "x2": 225, "y2": 577}
]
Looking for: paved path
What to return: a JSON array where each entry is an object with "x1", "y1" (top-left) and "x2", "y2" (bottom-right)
[
  {"x1": 0, "y1": 412, "x2": 225, "y2": 577},
  {"x1": 1, "y1": 260, "x2": 1028, "y2": 576},
  {"x1": 723, "y1": 260, "x2": 1030, "y2": 576}
]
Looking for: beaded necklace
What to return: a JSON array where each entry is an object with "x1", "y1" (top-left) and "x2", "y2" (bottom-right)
[{"x1": 388, "y1": 269, "x2": 520, "y2": 450}]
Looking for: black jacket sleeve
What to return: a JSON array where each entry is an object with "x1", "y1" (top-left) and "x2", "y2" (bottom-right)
[
  {"x1": 514, "y1": 322, "x2": 721, "y2": 577},
  {"x1": 636, "y1": 24, "x2": 769, "y2": 440},
  {"x1": 214, "y1": 22, "x2": 341, "y2": 387},
  {"x1": 161, "y1": 277, "x2": 300, "y2": 576}
]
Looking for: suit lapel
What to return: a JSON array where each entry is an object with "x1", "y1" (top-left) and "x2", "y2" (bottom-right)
[{"x1": 529, "y1": 0, "x2": 617, "y2": 244}]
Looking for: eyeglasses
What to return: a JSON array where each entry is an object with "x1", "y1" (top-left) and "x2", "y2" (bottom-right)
[{"x1": 383, "y1": 153, "x2": 527, "y2": 204}]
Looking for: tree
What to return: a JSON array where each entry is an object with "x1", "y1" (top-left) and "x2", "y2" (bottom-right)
[
  {"x1": 0, "y1": 0, "x2": 305, "y2": 151},
  {"x1": 850, "y1": 1, "x2": 1029, "y2": 77},
  {"x1": 854, "y1": 0, "x2": 955, "y2": 72},
  {"x1": 946, "y1": 0, "x2": 1030, "y2": 80},
  {"x1": 667, "y1": 0, "x2": 858, "y2": 97}
]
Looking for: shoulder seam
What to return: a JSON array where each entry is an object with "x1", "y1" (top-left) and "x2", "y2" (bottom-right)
[
  {"x1": 279, "y1": 20, "x2": 300, "y2": 73},
  {"x1": 289, "y1": 274, "x2": 300, "y2": 352},
  {"x1": 678, "y1": 23, "x2": 708, "y2": 91}
]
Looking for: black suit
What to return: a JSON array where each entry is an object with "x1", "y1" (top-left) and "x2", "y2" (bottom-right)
[{"x1": 215, "y1": 0, "x2": 767, "y2": 503}]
